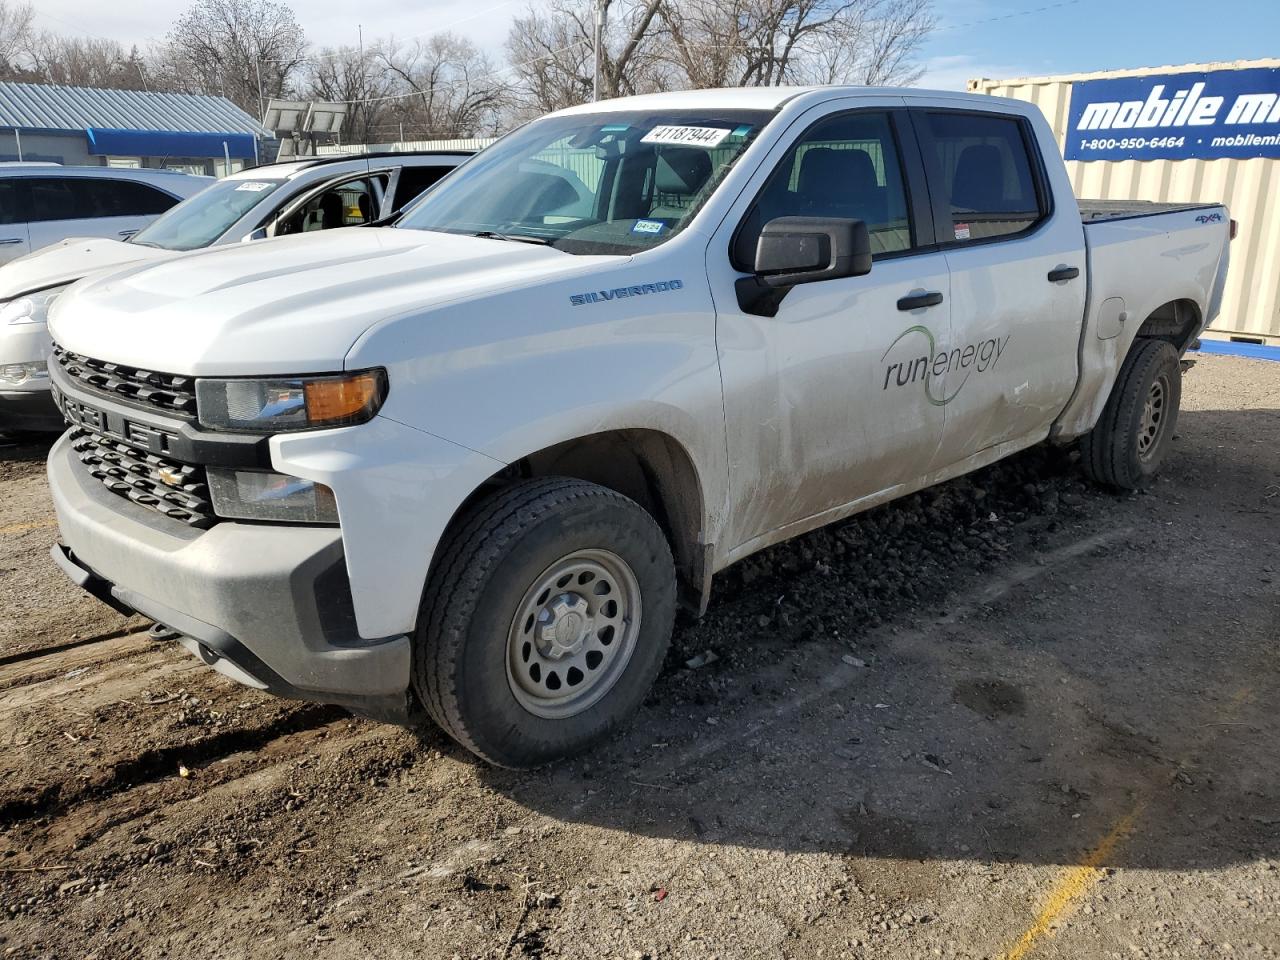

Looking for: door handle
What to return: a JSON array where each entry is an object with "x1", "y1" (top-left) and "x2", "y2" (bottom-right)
[
  {"x1": 897, "y1": 291, "x2": 944, "y2": 311},
  {"x1": 0, "y1": 238, "x2": 23, "y2": 245},
  {"x1": 1048, "y1": 266, "x2": 1080, "y2": 282}
]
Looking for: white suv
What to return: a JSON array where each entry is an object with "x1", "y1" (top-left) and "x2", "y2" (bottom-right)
[
  {"x1": 0, "y1": 163, "x2": 209, "y2": 266},
  {"x1": 0, "y1": 152, "x2": 470, "y2": 434}
]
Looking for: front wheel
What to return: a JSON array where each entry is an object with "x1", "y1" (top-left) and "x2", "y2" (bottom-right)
[
  {"x1": 1080, "y1": 338, "x2": 1182, "y2": 490},
  {"x1": 414, "y1": 478, "x2": 676, "y2": 768}
]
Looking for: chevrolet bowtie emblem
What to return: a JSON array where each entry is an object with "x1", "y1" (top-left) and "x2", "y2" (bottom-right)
[{"x1": 157, "y1": 467, "x2": 184, "y2": 487}]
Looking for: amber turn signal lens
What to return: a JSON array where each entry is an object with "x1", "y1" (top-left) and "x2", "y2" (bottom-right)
[{"x1": 304, "y1": 371, "x2": 384, "y2": 425}]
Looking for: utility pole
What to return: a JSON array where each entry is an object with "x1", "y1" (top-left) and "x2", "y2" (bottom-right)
[
  {"x1": 592, "y1": 0, "x2": 608, "y2": 102},
  {"x1": 358, "y1": 24, "x2": 366, "y2": 143},
  {"x1": 255, "y1": 55, "x2": 266, "y2": 122}
]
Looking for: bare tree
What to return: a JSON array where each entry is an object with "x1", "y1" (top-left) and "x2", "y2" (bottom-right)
[
  {"x1": 0, "y1": 0, "x2": 30, "y2": 72},
  {"x1": 803, "y1": 0, "x2": 935, "y2": 86},
  {"x1": 505, "y1": 0, "x2": 935, "y2": 114},
  {"x1": 505, "y1": 0, "x2": 669, "y2": 115},
  {"x1": 157, "y1": 0, "x2": 307, "y2": 118},
  {"x1": 374, "y1": 34, "x2": 508, "y2": 139},
  {"x1": 304, "y1": 44, "x2": 393, "y2": 144},
  {"x1": 22, "y1": 33, "x2": 150, "y2": 89}
]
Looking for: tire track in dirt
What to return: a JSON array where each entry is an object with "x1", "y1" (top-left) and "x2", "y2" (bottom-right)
[
  {"x1": 0, "y1": 623, "x2": 151, "y2": 670},
  {"x1": 0, "y1": 702, "x2": 347, "y2": 829}
]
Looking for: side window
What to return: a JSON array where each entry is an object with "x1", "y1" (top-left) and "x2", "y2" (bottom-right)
[
  {"x1": 735, "y1": 111, "x2": 913, "y2": 268},
  {"x1": 98, "y1": 180, "x2": 179, "y2": 216},
  {"x1": 919, "y1": 111, "x2": 1044, "y2": 243},
  {"x1": 28, "y1": 178, "x2": 177, "y2": 221},
  {"x1": 28, "y1": 178, "x2": 79, "y2": 222},
  {"x1": 276, "y1": 176, "x2": 383, "y2": 236},
  {"x1": 0, "y1": 180, "x2": 26, "y2": 225},
  {"x1": 391, "y1": 166, "x2": 452, "y2": 212}
]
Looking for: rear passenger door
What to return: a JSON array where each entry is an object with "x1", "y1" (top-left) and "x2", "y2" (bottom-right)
[
  {"x1": 27, "y1": 177, "x2": 178, "y2": 252},
  {"x1": 0, "y1": 179, "x2": 31, "y2": 264},
  {"x1": 912, "y1": 109, "x2": 1087, "y2": 469}
]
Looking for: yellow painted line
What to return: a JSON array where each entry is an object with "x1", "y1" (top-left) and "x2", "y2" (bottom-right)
[
  {"x1": 999, "y1": 805, "x2": 1143, "y2": 960},
  {"x1": 0, "y1": 518, "x2": 57, "y2": 536}
]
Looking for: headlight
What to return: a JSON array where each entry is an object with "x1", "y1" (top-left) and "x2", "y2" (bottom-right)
[
  {"x1": 207, "y1": 468, "x2": 339, "y2": 524},
  {"x1": 195, "y1": 369, "x2": 387, "y2": 432},
  {"x1": 1, "y1": 284, "x2": 71, "y2": 325},
  {"x1": 0, "y1": 361, "x2": 48, "y2": 385}
]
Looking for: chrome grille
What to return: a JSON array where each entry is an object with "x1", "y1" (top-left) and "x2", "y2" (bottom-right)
[
  {"x1": 52, "y1": 343, "x2": 197, "y2": 417},
  {"x1": 69, "y1": 428, "x2": 215, "y2": 528}
]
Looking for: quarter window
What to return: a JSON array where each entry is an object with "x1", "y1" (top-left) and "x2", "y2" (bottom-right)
[
  {"x1": 735, "y1": 111, "x2": 914, "y2": 267},
  {"x1": 919, "y1": 111, "x2": 1045, "y2": 243}
]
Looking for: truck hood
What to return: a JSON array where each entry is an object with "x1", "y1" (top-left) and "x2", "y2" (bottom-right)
[
  {"x1": 0, "y1": 237, "x2": 166, "y2": 300},
  {"x1": 49, "y1": 228, "x2": 615, "y2": 376}
]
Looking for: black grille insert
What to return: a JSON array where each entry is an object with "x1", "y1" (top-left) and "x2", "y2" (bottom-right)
[
  {"x1": 52, "y1": 343, "x2": 197, "y2": 417},
  {"x1": 70, "y1": 428, "x2": 215, "y2": 528}
]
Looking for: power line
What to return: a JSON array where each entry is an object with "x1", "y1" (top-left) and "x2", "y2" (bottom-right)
[
  {"x1": 265, "y1": 0, "x2": 523, "y2": 64},
  {"x1": 933, "y1": 0, "x2": 1084, "y2": 33}
]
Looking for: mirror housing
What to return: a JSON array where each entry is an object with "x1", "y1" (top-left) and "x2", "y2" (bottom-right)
[
  {"x1": 736, "y1": 216, "x2": 872, "y2": 317},
  {"x1": 243, "y1": 227, "x2": 269, "y2": 243}
]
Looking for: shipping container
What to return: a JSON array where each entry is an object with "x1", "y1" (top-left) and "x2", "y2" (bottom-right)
[{"x1": 971, "y1": 59, "x2": 1280, "y2": 345}]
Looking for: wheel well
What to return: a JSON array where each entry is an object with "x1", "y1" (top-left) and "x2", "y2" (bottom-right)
[
  {"x1": 1135, "y1": 299, "x2": 1201, "y2": 352},
  {"x1": 460, "y1": 430, "x2": 711, "y2": 614}
]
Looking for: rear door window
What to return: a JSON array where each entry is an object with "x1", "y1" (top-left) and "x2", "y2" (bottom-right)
[
  {"x1": 28, "y1": 178, "x2": 79, "y2": 222},
  {"x1": 917, "y1": 111, "x2": 1046, "y2": 243},
  {"x1": 390, "y1": 165, "x2": 453, "y2": 212},
  {"x1": 28, "y1": 177, "x2": 177, "y2": 221}
]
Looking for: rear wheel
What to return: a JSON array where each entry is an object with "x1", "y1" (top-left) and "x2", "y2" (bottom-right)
[
  {"x1": 1080, "y1": 338, "x2": 1182, "y2": 490},
  {"x1": 414, "y1": 478, "x2": 676, "y2": 768}
]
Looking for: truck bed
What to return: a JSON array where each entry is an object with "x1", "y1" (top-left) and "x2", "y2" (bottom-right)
[{"x1": 1078, "y1": 199, "x2": 1220, "y2": 224}]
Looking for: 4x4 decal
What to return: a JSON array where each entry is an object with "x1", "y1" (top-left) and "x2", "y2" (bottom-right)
[{"x1": 881, "y1": 326, "x2": 1010, "y2": 407}]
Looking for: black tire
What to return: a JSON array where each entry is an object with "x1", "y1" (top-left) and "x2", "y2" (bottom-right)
[
  {"x1": 414, "y1": 478, "x2": 676, "y2": 768},
  {"x1": 1080, "y1": 338, "x2": 1182, "y2": 490}
]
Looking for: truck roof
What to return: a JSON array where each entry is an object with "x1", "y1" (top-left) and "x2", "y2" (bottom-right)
[{"x1": 551, "y1": 85, "x2": 1028, "y2": 116}]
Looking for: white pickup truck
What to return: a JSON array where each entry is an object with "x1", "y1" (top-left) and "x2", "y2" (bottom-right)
[{"x1": 45, "y1": 87, "x2": 1232, "y2": 767}]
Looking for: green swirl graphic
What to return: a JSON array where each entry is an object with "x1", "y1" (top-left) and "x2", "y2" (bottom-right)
[{"x1": 881, "y1": 324, "x2": 970, "y2": 407}]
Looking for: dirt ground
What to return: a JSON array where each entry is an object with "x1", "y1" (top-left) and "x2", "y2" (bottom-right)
[{"x1": 1, "y1": 353, "x2": 1277, "y2": 960}]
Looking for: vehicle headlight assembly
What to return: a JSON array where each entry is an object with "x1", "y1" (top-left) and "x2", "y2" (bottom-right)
[
  {"x1": 0, "y1": 361, "x2": 48, "y2": 385},
  {"x1": 195, "y1": 369, "x2": 387, "y2": 432},
  {"x1": 1, "y1": 284, "x2": 71, "y2": 325},
  {"x1": 206, "y1": 468, "x2": 339, "y2": 524}
]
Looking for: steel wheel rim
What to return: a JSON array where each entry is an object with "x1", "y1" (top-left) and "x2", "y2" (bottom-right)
[
  {"x1": 1138, "y1": 374, "x2": 1168, "y2": 460},
  {"x1": 505, "y1": 548, "x2": 642, "y2": 720}
]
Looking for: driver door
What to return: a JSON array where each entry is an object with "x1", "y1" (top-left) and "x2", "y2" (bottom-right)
[{"x1": 708, "y1": 103, "x2": 952, "y2": 558}]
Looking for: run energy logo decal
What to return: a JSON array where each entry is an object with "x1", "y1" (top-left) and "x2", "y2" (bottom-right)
[
  {"x1": 569, "y1": 279, "x2": 683, "y2": 306},
  {"x1": 882, "y1": 326, "x2": 1010, "y2": 406}
]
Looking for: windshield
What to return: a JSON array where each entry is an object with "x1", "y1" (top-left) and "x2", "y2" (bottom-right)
[
  {"x1": 396, "y1": 109, "x2": 774, "y2": 255},
  {"x1": 130, "y1": 178, "x2": 285, "y2": 251}
]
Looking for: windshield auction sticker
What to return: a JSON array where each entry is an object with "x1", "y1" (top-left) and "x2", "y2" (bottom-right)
[
  {"x1": 234, "y1": 182, "x2": 274, "y2": 192},
  {"x1": 641, "y1": 125, "x2": 731, "y2": 147}
]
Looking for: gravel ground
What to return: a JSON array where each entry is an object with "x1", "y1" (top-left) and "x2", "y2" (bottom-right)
[{"x1": 0, "y1": 353, "x2": 1277, "y2": 960}]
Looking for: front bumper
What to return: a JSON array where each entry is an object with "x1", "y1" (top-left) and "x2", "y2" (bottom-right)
[
  {"x1": 0, "y1": 387, "x2": 61, "y2": 433},
  {"x1": 48, "y1": 432, "x2": 412, "y2": 721}
]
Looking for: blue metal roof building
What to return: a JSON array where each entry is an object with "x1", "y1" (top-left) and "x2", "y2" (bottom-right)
[{"x1": 0, "y1": 81, "x2": 272, "y2": 173}]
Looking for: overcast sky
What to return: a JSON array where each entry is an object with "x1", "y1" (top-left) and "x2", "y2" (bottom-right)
[{"x1": 27, "y1": 0, "x2": 1280, "y2": 92}]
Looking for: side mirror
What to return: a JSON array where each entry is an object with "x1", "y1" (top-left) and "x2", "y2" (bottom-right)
[
  {"x1": 736, "y1": 216, "x2": 872, "y2": 317},
  {"x1": 243, "y1": 227, "x2": 268, "y2": 243}
]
